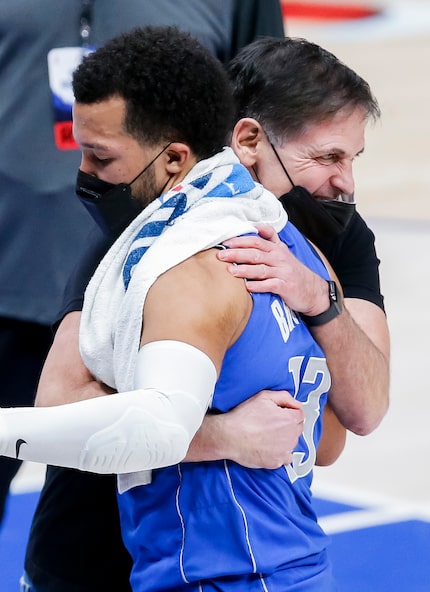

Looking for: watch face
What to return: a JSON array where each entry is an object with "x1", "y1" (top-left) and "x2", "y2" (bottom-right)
[
  {"x1": 328, "y1": 281, "x2": 338, "y2": 302},
  {"x1": 330, "y1": 281, "x2": 343, "y2": 314}
]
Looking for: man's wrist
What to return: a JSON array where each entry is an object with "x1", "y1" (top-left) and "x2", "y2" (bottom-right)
[
  {"x1": 186, "y1": 413, "x2": 228, "y2": 462},
  {"x1": 300, "y1": 280, "x2": 343, "y2": 327}
]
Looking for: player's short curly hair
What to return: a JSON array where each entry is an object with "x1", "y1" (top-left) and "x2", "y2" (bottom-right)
[{"x1": 73, "y1": 26, "x2": 234, "y2": 159}]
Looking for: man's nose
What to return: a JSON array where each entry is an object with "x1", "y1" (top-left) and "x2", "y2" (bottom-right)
[{"x1": 331, "y1": 161, "x2": 355, "y2": 197}]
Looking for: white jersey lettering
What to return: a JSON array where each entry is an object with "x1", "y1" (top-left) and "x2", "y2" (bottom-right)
[
  {"x1": 286, "y1": 356, "x2": 331, "y2": 483},
  {"x1": 271, "y1": 298, "x2": 299, "y2": 343}
]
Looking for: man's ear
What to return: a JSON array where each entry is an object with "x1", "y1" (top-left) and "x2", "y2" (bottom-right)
[
  {"x1": 230, "y1": 118, "x2": 265, "y2": 168},
  {"x1": 163, "y1": 142, "x2": 193, "y2": 175}
]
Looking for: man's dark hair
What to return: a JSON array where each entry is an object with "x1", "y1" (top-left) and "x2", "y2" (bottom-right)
[
  {"x1": 73, "y1": 26, "x2": 234, "y2": 159},
  {"x1": 229, "y1": 36, "x2": 380, "y2": 143}
]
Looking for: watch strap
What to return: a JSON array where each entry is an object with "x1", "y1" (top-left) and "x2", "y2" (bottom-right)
[{"x1": 300, "y1": 280, "x2": 343, "y2": 327}]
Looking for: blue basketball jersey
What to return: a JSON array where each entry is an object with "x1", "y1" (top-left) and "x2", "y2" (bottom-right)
[{"x1": 118, "y1": 222, "x2": 336, "y2": 591}]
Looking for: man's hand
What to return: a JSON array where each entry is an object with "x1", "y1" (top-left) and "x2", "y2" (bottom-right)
[
  {"x1": 218, "y1": 224, "x2": 389, "y2": 437},
  {"x1": 218, "y1": 225, "x2": 329, "y2": 316},
  {"x1": 186, "y1": 390, "x2": 304, "y2": 468}
]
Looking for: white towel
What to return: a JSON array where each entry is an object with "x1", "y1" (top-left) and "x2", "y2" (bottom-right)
[{"x1": 79, "y1": 147, "x2": 287, "y2": 490}]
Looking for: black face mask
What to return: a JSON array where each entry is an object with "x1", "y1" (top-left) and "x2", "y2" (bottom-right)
[
  {"x1": 268, "y1": 141, "x2": 355, "y2": 247},
  {"x1": 76, "y1": 143, "x2": 172, "y2": 238},
  {"x1": 76, "y1": 171, "x2": 144, "y2": 237},
  {"x1": 279, "y1": 186, "x2": 356, "y2": 248}
]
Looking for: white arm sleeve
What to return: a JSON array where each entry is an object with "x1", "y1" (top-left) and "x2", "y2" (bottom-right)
[{"x1": 0, "y1": 340, "x2": 217, "y2": 474}]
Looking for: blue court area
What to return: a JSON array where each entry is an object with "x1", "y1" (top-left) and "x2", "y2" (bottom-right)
[
  {"x1": 313, "y1": 497, "x2": 430, "y2": 592},
  {"x1": 1, "y1": 490, "x2": 430, "y2": 591},
  {"x1": 0, "y1": 491, "x2": 39, "y2": 591}
]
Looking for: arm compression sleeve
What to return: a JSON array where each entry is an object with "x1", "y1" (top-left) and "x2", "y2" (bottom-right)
[{"x1": 0, "y1": 340, "x2": 217, "y2": 474}]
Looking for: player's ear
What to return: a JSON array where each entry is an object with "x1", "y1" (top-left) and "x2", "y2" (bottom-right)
[
  {"x1": 163, "y1": 143, "x2": 192, "y2": 175},
  {"x1": 230, "y1": 118, "x2": 265, "y2": 168}
]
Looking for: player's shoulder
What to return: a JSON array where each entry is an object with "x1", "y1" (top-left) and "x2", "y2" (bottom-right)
[
  {"x1": 144, "y1": 247, "x2": 252, "y2": 360},
  {"x1": 151, "y1": 247, "x2": 250, "y2": 316},
  {"x1": 183, "y1": 247, "x2": 249, "y2": 300}
]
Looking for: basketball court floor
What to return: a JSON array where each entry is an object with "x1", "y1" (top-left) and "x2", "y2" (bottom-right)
[{"x1": 1, "y1": 1, "x2": 430, "y2": 589}]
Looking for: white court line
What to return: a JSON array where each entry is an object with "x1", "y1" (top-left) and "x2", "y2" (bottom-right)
[
  {"x1": 319, "y1": 506, "x2": 430, "y2": 535},
  {"x1": 313, "y1": 480, "x2": 430, "y2": 534}
]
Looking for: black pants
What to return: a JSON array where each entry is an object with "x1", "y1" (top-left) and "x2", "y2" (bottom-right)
[{"x1": 0, "y1": 317, "x2": 53, "y2": 524}]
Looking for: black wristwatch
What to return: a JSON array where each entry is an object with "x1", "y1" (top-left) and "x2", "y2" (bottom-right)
[{"x1": 300, "y1": 280, "x2": 343, "y2": 327}]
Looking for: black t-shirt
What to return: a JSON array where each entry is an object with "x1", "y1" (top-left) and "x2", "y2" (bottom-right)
[{"x1": 316, "y1": 211, "x2": 385, "y2": 311}]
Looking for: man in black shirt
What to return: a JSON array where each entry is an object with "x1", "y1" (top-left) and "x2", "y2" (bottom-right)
[
  {"x1": 221, "y1": 36, "x2": 389, "y2": 442},
  {"x1": 23, "y1": 36, "x2": 389, "y2": 592}
]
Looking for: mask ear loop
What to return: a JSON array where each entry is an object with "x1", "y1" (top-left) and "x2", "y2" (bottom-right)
[
  {"x1": 252, "y1": 165, "x2": 262, "y2": 184},
  {"x1": 158, "y1": 174, "x2": 173, "y2": 198},
  {"x1": 128, "y1": 142, "x2": 173, "y2": 187},
  {"x1": 268, "y1": 141, "x2": 296, "y2": 188}
]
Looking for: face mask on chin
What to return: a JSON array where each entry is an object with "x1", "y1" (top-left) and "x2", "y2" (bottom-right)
[
  {"x1": 279, "y1": 186, "x2": 356, "y2": 248},
  {"x1": 75, "y1": 142, "x2": 172, "y2": 238},
  {"x1": 267, "y1": 139, "x2": 355, "y2": 247}
]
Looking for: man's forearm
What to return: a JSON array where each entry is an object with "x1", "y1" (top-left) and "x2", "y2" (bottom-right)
[
  {"x1": 185, "y1": 414, "x2": 229, "y2": 462},
  {"x1": 310, "y1": 302, "x2": 389, "y2": 435},
  {"x1": 185, "y1": 390, "x2": 304, "y2": 468},
  {"x1": 35, "y1": 312, "x2": 112, "y2": 407}
]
